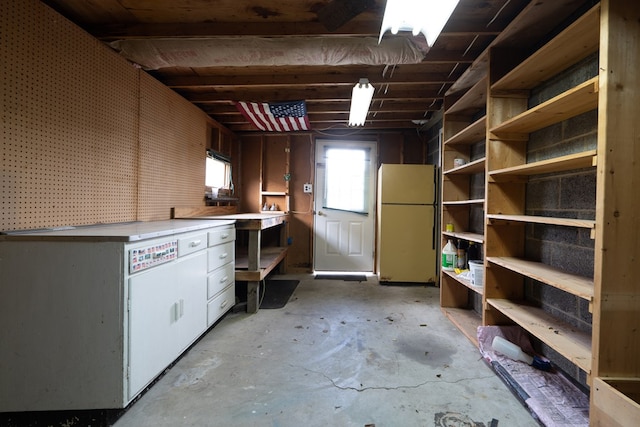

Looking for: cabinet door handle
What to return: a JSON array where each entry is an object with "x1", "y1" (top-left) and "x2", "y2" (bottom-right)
[
  {"x1": 221, "y1": 233, "x2": 229, "y2": 239},
  {"x1": 220, "y1": 275, "x2": 228, "y2": 283},
  {"x1": 172, "y1": 302, "x2": 179, "y2": 323},
  {"x1": 179, "y1": 299, "x2": 184, "y2": 318},
  {"x1": 219, "y1": 253, "x2": 228, "y2": 259},
  {"x1": 189, "y1": 239, "x2": 203, "y2": 247},
  {"x1": 220, "y1": 299, "x2": 228, "y2": 309}
]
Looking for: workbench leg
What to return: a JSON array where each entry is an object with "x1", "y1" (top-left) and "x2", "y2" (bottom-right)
[
  {"x1": 247, "y1": 280, "x2": 260, "y2": 313},
  {"x1": 248, "y1": 230, "x2": 261, "y2": 271}
]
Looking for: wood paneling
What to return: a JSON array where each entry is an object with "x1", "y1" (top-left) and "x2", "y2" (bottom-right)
[
  {"x1": 1, "y1": 0, "x2": 212, "y2": 230},
  {"x1": 138, "y1": 73, "x2": 208, "y2": 221},
  {"x1": 1, "y1": 0, "x2": 138, "y2": 230}
]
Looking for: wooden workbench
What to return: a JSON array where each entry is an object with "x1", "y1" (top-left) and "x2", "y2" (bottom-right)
[{"x1": 174, "y1": 209, "x2": 289, "y2": 313}]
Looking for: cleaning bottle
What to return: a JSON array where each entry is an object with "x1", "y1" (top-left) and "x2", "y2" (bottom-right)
[
  {"x1": 491, "y1": 336, "x2": 551, "y2": 371},
  {"x1": 442, "y1": 239, "x2": 457, "y2": 271}
]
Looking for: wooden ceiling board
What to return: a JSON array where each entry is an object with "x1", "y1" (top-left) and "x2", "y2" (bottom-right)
[{"x1": 41, "y1": 0, "x2": 594, "y2": 132}]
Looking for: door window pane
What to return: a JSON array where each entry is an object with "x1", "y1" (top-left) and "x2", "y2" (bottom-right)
[{"x1": 323, "y1": 147, "x2": 370, "y2": 214}]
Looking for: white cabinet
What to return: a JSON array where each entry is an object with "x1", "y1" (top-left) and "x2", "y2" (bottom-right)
[
  {"x1": 0, "y1": 219, "x2": 235, "y2": 411},
  {"x1": 128, "y1": 249, "x2": 207, "y2": 399}
]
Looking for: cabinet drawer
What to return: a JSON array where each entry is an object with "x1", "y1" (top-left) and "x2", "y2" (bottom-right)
[
  {"x1": 208, "y1": 226, "x2": 235, "y2": 247},
  {"x1": 177, "y1": 232, "x2": 208, "y2": 257},
  {"x1": 207, "y1": 263, "x2": 235, "y2": 299},
  {"x1": 207, "y1": 284, "x2": 235, "y2": 327},
  {"x1": 207, "y1": 241, "x2": 234, "y2": 272}
]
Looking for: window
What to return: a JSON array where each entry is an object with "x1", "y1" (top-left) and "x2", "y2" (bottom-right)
[
  {"x1": 205, "y1": 150, "x2": 232, "y2": 196},
  {"x1": 323, "y1": 146, "x2": 370, "y2": 214}
]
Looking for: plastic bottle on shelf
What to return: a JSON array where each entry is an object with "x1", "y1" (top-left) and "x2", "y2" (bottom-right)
[
  {"x1": 467, "y1": 241, "x2": 478, "y2": 268},
  {"x1": 442, "y1": 239, "x2": 457, "y2": 271},
  {"x1": 456, "y1": 239, "x2": 467, "y2": 269}
]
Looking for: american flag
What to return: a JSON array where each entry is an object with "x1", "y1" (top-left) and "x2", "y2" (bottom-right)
[{"x1": 235, "y1": 100, "x2": 311, "y2": 132}]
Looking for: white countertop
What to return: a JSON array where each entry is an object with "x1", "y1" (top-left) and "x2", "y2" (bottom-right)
[{"x1": 0, "y1": 219, "x2": 236, "y2": 242}]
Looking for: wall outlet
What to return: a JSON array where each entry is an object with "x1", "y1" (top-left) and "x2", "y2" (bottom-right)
[{"x1": 303, "y1": 183, "x2": 312, "y2": 193}]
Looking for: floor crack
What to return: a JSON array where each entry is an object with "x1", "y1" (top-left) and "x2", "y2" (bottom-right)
[{"x1": 295, "y1": 364, "x2": 496, "y2": 392}]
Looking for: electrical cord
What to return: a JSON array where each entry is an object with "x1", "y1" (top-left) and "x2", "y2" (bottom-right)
[{"x1": 258, "y1": 279, "x2": 266, "y2": 308}]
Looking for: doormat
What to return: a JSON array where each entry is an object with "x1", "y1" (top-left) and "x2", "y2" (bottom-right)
[
  {"x1": 314, "y1": 274, "x2": 367, "y2": 282},
  {"x1": 260, "y1": 280, "x2": 300, "y2": 309}
]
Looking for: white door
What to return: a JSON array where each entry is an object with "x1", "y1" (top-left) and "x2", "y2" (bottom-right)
[{"x1": 313, "y1": 140, "x2": 376, "y2": 272}]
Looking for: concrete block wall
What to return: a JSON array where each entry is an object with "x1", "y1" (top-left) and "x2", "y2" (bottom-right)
[{"x1": 524, "y1": 53, "x2": 598, "y2": 387}]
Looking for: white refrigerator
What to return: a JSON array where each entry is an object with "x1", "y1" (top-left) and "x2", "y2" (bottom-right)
[{"x1": 376, "y1": 164, "x2": 437, "y2": 283}]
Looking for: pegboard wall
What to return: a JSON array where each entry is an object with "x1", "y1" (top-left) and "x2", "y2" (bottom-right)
[
  {"x1": 138, "y1": 73, "x2": 207, "y2": 221},
  {"x1": 1, "y1": 0, "x2": 209, "y2": 231}
]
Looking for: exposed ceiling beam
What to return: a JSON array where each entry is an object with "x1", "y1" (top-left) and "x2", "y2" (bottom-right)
[
  {"x1": 161, "y1": 71, "x2": 462, "y2": 88},
  {"x1": 184, "y1": 87, "x2": 449, "y2": 103},
  {"x1": 91, "y1": 22, "x2": 501, "y2": 40},
  {"x1": 200, "y1": 101, "x2": 441, "y2": 115}
]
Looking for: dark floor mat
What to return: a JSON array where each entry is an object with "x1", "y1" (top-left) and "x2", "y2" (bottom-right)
[
  {"x1": 260, "y1": 280, "x2": 300, "y2": 309},
  {"x1": 314, "y1": 274, "x2": 367, "y2": 282}
]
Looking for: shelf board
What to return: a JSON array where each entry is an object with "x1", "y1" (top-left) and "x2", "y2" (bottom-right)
[
  {"x1": 487, "y1": 214, "x2": 595, "y2": 229},
  {"x1": 491, "y1": 77, "x2": 599, "y2": 135},
  {"x1": 492, "y1": 4, "x2": 600, "y2": 91},
  {"x1": 444, "y1": 116, "x2": 486, "y2": 146},
  {"x1": 446, "y1": 77, "x2": 488, "y2": 115},
  {"x1": 443, "y1": 199, "x2": 485, "y2": 206},
  {"x1": 443, "y1": 269, "x2": 483, "y2": 295},
  {"x1": 261, "y1": 191, "x2": 288, "y2": 196},
  {"x1": 442, "y1": 231, "x2": 484, "y2": 244},
  {"x1": 487, "y1": 298, "x2": 592, "y2": 373},
  {"x1": 487, "y1": 256, "x2": 593, "y2": 301},
  {"x1": 489, "y1": 150, "x2": 596, "y2": 179},
  {"x1": 235, "y1": 246, "x2": 288, "y2": 281},
  {"x1": 444, "y1": 157, "x2": 486, "y2": 176},
  {"x1": 441, "y1": 307, "x2": 481, "y2": 347}
]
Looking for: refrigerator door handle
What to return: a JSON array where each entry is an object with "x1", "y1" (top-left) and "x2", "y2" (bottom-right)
[{"x1": 432, "y1": 222, "x2": 436, "y2": 250}]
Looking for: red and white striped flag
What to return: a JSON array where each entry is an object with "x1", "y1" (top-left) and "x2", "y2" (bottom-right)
[{"x1": 236, "y1": 100, "x2": 311, "y2": 131}]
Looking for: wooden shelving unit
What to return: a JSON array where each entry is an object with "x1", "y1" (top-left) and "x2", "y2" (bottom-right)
[
  {"x1": 439, "y1": 1, "x2": 640, "y2": 423},
  {"x1": 440, "y1": 56, "x2": 488, "y2": 341},
  {"x1": 484, "y1": 4, "x2": 601, "y2": 382},
  {"x1": 260, "y1": 137, "x2": 290, "y2": 213}
]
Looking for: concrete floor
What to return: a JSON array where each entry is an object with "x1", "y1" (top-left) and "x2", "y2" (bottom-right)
[{"x1": 114, "y1": 275, "x2": 539, "y2": 427}]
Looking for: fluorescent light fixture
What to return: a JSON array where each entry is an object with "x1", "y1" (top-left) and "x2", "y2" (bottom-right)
[
  {"x1": 378, "y1": 0, "x2": 460, "y2": 46},
  {"x1": 348, "y1": 78, "x2": 375, "y2": 126}
]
